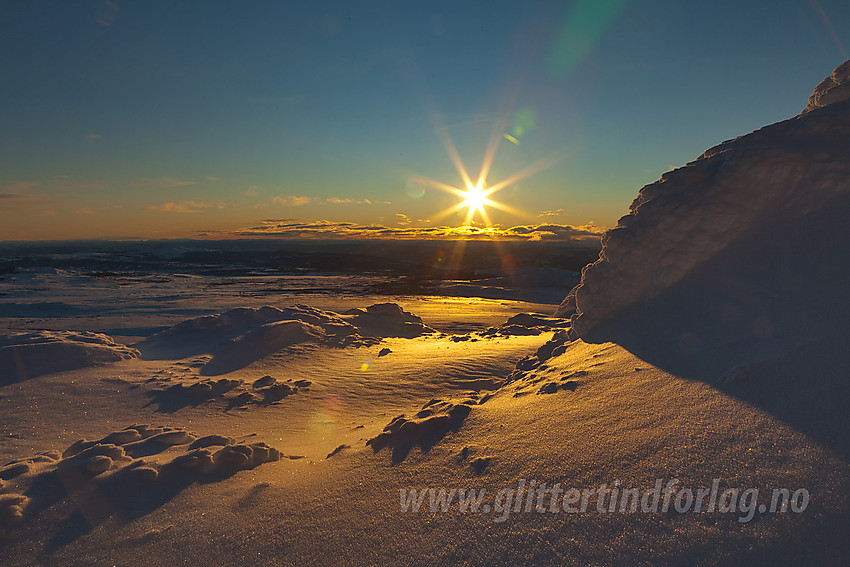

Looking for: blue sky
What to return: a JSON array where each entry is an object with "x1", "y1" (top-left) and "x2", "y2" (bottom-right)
[{"x1": 1, "y1": 0, "x2": 848, "y2": 240}]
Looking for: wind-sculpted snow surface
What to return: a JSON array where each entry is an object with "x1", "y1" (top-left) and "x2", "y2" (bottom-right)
[
  {"x1": 136, "y1": 303, "x2": 433, "y2": 374},
  {"x1": 0, "y1": 425, "x2": 280, "y2": 529},
  {"x1": 0, "y1": 331, "x2": 139, "y2": 382},
  {"x1": 565, "y1": 61, "x2": 850, "y2": 360}
]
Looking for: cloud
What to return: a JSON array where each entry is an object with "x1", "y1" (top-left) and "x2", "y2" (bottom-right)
[
  {"x1": 146, "y1": 201, "x2": 219, "y2": 213},
  {"x1": 54, "y1": 180, "x2": 109, "y2": 191},
  {"x1": 538, "y1": 208, "x2": 564, "y2": 217},
  {"x1": 273, "y1": 195, "x2": 313, "y2": 206},
  {"x1": 1, "y1": 182, "x2": 37, "y2": 192},
  {"x1": 2, "y1": 178, "x2": 108, "y2": 193},
  {"x1": 394, "y1": 213, "x2": 412, "y2": 226},
  {"x1": 272, "y1": 196, "x2": 376, "y2": 206},
  {"x1": 326, "y1": 197, "x2": 372, "y2": 205},
  {"x1": 218, "y1": 220, "x2": 605, "y2": 242},
  {"x1": 74, "y1": 207, "x2": 95, "y2": 215},
  {"x1": 0, "y1": 193, "x2": 40, "y2": 209},
  {"x1": 84, "y1": 133, "x2": 102, "y2": 140},
  {"x1": 135, "y1": 177, "x2": 197, "y2": 188},
  {"x1": 204, "y1": 176, "x2": 222, "y2": 182},
  {"x1": 505, "y1": 223, "x2": 604, "y2": 241}
]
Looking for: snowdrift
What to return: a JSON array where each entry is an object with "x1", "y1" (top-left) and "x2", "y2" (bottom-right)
[
  {"x1": 0, "y1": 331, "x2": 139, "y2": 382},
  {"x1": 136, "y1": 302, "x2": 433, "y2": 374}
]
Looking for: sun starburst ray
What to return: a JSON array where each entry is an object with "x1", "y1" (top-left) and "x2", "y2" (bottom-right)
[
  {"x1": 430, "y1": 201, "x2": 472, "y2": 222},
  {"x1": 481, "y1": 199, "x2": 526, "y2": 219},
  {"x1": 428, "y1": 111, "x2": 474, "y2": 190},
  {"x1": 412, "y1": 175, "x2": 471, "y2": 198},
  {"x1": 483, "y1": 154, "x2": 561, "y2": 194},
  {"x1": 476, "y1": 81, "x2": 523, "y2": 188},
  {"x1": 475, "y1": 115, "x2": 509, "y2": 189}
]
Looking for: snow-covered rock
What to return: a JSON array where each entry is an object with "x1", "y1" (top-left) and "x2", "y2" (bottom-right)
[
  {"x1": 803, "y1": 60, "x2": 850, "y2": 113},
  {"x1": 566, "y1": 61, "x2": 850, "y2": 369}
]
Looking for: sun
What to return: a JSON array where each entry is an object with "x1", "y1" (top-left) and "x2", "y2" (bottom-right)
[
  {"x1": 461, "y1": 183, "x2": 491, "y2": 217},
  {"x1": 451, "y1": 179, "x2": 504, "y2": 225}
]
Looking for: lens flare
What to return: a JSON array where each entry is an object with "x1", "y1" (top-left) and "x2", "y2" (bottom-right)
[{"x1": 405, "y1": 177, "x2": 427, "y2": 199}]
